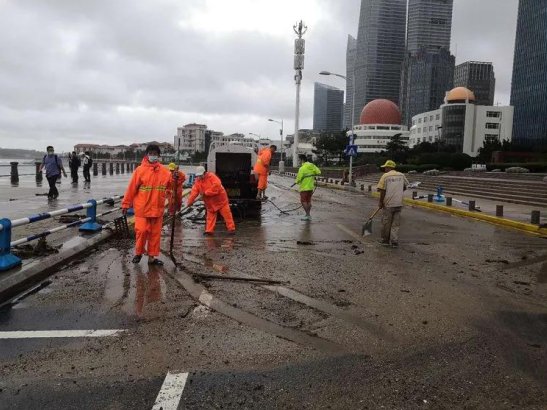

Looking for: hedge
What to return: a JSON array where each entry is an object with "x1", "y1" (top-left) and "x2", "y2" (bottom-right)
[{"x1": 486, "y1": 162, "x2": 547, "y2": 172}]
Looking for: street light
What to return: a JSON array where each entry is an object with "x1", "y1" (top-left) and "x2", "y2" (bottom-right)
[
  {"x1": 320, "y1": 70, "x2": 356, "y2": 185},
  {"x1": 249, "y1": 132, "x2": 261, "y2": 140},
  {"x1": 268, "y1": 118, "x2": 284, "y2": 172}
]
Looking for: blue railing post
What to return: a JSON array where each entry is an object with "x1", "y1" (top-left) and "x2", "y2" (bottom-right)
[
  {"x1": 0, "y1": 218, "x2": 22, "y2": 271},
  {"x1": 79, "y1": 200, "x2": 102, "y2": 232},
  {"x1": 127, "y1": 208, "x2": 135, "y2": 216}
]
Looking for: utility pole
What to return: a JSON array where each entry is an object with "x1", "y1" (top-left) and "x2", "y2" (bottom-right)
[{"x1": 293, "y1": 20, "x2": 307, "y2": 168}]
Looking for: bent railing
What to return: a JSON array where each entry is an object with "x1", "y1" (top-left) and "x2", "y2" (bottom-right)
[{"x1": 0, "y1": 195, "x2": 124, "y2": 272}]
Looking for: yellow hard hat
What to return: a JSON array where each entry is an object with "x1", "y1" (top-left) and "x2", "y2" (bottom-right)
[
  {"x1": 168, "y1": 162, "x2": 177, "y2": 171},
  {"x1": 380, "y1": 160, "x2": 397, "y2": 169}
]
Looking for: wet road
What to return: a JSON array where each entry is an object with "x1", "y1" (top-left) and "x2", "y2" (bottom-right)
[{"x1": 1, "y1": 175, "x2": 547, "y2": 409}]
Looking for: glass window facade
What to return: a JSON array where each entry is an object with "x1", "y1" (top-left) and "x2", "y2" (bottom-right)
[
  {"x1": 510, "y1": 0, "x2": 547, "y2": 147},
  {"x1": 454, "y1": 62, "x2": 496, "y2": 106},
  {"x1": 441, "y1": 105, "x2": 466, "y2": 150},
  {"x1": 313, "y1": 82, "x2": 344, "y2": 132},
  {"x1": 354, "y1": 0, "x2": 407, "y2": 121}
]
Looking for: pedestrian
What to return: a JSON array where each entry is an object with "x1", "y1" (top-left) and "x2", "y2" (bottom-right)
[
  {"x1": 167, "y1": 163, "x2": 186, "y2": 215},
  {"x1": 121, "y1": 144, "x2": 171, "y2": 265},
  {"x1": 295, "y1": 154, "x2": 321, "y2": 221},
  {"x1": 68, "y1": 151, "x2": 81, "y2": 183},
  {"x1": 376, "y1": 160, "x2": 409, "y2": 248},
  {"x1": 82, "y1": 151, "x2": 92, "y2": 182},
  {"x1": 39, "y1": 146, "x2": 67, "y2": 200},
  {"x1": 253, "y1": 145, "x2": 277, "y2": 201},
  {"x1": 186, "y1": 166, "x2": 235, "y2": 236}
]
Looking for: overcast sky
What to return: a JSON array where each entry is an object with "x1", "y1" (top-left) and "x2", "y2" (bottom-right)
[{"x1": 0, "y1": 0, "x2": 519, "y2": 151}]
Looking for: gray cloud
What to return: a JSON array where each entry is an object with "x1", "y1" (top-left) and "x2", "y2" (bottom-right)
[{"x1": 0, "y1": 0, "x2": 518, "y2": 151}]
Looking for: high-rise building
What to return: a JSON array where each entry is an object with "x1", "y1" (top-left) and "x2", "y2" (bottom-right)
[
  {"x1": 344, "y1": 35, "x2": 357, "y2": 129},
  {"x1": 401, "y1": 48, "x2": 455, "y2": 127},
  {"x1": 510, "y1": 0, "x2": 547, "y2": 147},
  {"x1": 400, "y1": 0, "x2": 455, "y2": 128},
  {"x1": 454, "y1": 62, "x2": 495, "y2": 106},
  {"x1": 313, "y1": 82, "x2": 344, "y2": 132},
  {"x1": 406, "y1": 0, "x2": 453, "y2": 54},
  {"x1": 354, "y1": 0, "x2": 406, "y2": 122},
  {"x1": 174, "y1": 123, "x2": 207, "y2": 154}
]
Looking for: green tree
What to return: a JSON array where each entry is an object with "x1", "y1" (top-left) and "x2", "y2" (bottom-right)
[
  {"x1": 386, "y1": 133, "x2": 409, "y2": 163},
  {"x1": 477, "y1": 139, "x2": 502, "y2": 163},
  {"x1": 313, "y1": 131, "x2": 347, "y2": 166}
]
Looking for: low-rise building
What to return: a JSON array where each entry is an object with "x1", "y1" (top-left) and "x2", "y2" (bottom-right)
[
  {"x1": 348, "y1": 99, "x2": 410, "y2": 153},
  {"x1": 409, "y1": 87, "x2": 513, "y2": 156}
]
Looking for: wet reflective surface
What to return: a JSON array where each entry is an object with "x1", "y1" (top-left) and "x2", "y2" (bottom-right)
[{"x1": 0, "y1": 175, "x2": 547, "y2": 408}]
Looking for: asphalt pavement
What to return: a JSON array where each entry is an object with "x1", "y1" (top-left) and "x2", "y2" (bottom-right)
[{"x1": 1, "y1": 174, "x2": 546, "y2": 409}]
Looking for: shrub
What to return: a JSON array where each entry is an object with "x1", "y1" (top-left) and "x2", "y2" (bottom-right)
[
  {"x1": 506, "y1": 167, "x2": 530, "y2": 173},
  {"x1": 486, "y1": 162, "x2": 547, "y2": 172}
]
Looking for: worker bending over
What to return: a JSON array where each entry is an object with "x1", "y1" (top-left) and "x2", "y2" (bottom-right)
[
  {"x1": 186, "y1": 166, "x2": 235, "y2": 236},
  {"x1": 254, "y1": 145, "x2": 277, "y2": 201},
  {"x1": 377, "y1": 160, "x2": 409, "y2": 248},
  {"x1": 122, "y1": 144, "x2": 171, "y2": 265},
  {"x1": 295, "y1": 154, "x2": 321, "y2": 221},
  {"x1": 167, "y1": 163, "x2": 186, "y2": 215}
]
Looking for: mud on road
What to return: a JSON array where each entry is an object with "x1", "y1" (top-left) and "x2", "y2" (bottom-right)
[{"x1": 1, "y1": 175, "x2": 546, "y2": 409}]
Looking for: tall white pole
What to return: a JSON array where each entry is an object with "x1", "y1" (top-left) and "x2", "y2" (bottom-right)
[
  {"x1": 293, "y1": 21, "x2": 307, "y2": 168},
  {"x1": 349, "y1": 67, "x2": 356, "y2": 185}
]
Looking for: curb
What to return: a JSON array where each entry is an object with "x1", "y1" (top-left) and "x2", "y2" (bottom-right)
[
  {"x1": 0, "y1": 228, "x2": 116, "y2": 303},
  {"x1": 0, "y1": 189, "x2": 191, "y2": 304},
  {"x1": 275, "y1": 172, "x2": 547, "y2": 237},
  {"x1": 403, "y1": 198, "x2": 547, "y2": 237}
]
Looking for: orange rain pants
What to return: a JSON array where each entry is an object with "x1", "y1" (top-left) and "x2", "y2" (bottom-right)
[
  {"x1": 135, "y1": 216, "x2": 163, "y2": 257},
  {"x1": 254, "y1": 148, "x2": 272, "y2": 190},
  {"x1": 206, "y1": 204, "x2": 235, "y2": 233}
]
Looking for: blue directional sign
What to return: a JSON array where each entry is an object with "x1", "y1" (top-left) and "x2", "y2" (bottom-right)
[{"x1": 345, "y1": 144, "x2": 358, "y2": 157}]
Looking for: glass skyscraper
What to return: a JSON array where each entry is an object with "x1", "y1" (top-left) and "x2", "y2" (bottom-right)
[
  {"x1": 510, "y1": 0, "x2": 547, "y2": 147},
  {"x1": 400, "y1": 0, "x2": 455, "y2": 127},
  {"x1": 344, "y1": 35, "x2": 357, "y2": 130},
  {"x1": 353, "y1": 0, "x2": 406, "y2": 122},
  {"x1": 313, "y1": 82, "x2": 344, "y2": 132},
  {"x1": 454, "y1": 62, "x2": 495, "y2": 106}
]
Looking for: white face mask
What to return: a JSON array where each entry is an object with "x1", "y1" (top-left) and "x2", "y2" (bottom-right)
[{"x1": 148, "y1": 155, "x2": 159, "y2": 163}]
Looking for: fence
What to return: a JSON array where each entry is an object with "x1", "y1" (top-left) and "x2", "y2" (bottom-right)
[
  {"x1": 0, "y1": 195, "x2": 124, "y2": 272},
  {"x1": 0, "y1": 161, "x2": 140, "y2": 184}
]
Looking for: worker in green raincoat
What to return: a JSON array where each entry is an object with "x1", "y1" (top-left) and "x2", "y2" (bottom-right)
[{"x1": 295, "y1": 154, "x2": 321, "y2": 221}]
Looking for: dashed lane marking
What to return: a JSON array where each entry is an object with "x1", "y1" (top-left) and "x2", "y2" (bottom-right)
[
  {"x1": 0, "y1": 329, "x2": 125, "y2": 339},
  {"x1": 152, "y1": 372, "x2": 189, "y2": 410}
]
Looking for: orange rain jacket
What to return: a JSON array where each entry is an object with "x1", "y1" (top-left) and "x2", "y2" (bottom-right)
[
  {"x1": 122, "y1": 158, "x2": 172, "y2": 217},
  {"x1": 253, "y1": 148, "x2": 272, "y2": 175},
  {"x1": 187, "y1": 172, "x2": 229, "y2": 212},
  {"x1": 168, "y1": 170, "x2": 187, "y2": 207}
]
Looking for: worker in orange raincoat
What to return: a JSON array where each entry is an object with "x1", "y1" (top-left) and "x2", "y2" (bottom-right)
[
  {"x1": 122, "y1": 144, "x2": 171, "y2": 265},
  {"x1": 186, "y1": 166, "x2": 235, "y2": 236},
  {"x1": 253, "y1": 145, "x2": 277, "y2": 200},
  {"x1": 167, "y1": 163, "x2": 186, "y2": 215}
]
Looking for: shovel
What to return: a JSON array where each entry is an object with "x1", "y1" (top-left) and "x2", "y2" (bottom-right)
[{"x1": 362, "y1": 207, "x2": 382, "y2": 236}]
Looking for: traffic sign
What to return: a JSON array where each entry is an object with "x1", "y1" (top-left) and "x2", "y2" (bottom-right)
[{"x1": 345, "y1": 144, "x2": 358, "y2": 157}]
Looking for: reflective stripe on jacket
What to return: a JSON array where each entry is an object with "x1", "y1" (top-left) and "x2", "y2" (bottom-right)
[{"x1": 121, "y1": 158, "x2": 172, "y2": 217}]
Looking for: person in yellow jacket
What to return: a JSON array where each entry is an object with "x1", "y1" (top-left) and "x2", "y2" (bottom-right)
[{"x1": 295, "y1": 154, "x2": 321, "y2": 221}]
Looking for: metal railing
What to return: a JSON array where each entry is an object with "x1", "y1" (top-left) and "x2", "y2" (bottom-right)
[{"x1": 0, "y1": 195, "x2": 123, "y2": 272}]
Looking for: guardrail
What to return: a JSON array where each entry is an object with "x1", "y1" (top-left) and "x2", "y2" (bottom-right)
[{"x1": 0, "y1": 195, "x2": 124, "y2": 271}]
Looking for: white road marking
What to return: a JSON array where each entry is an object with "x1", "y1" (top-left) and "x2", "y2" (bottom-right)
[
  {"x1": 0, "y1": 329, "x2": 125, "y2": 339},
  {"x1": 152, "y1": 372, "x2": 189, "y2": 410}
]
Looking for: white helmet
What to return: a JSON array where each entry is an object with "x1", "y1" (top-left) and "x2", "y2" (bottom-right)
[{"x1": 195, "y1": 166, "x2": 206, "y2": 177}]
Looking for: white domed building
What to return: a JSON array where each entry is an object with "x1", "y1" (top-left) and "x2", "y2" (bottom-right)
[
  {"x1": 348, "y1": 99, "x2": 410, "y2": 153},
  {"x1": 409, "y1": 87, "x2": 514, "y2": 156}
]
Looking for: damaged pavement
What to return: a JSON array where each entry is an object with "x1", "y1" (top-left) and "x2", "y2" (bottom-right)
[{"x1": 0, "y1": 175, "x2": 546, "y2": 409}]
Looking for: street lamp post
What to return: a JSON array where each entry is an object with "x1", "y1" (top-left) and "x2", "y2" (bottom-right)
[
  {"x1": 293, "y1": 21, "x2": 307, "y2": 168},
  {"x1": 320, "y1": 70, "x2": 356, "y2": 185},
  {"x1": 268, "y1": 118, "x2": 284, "y2": 172}
]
